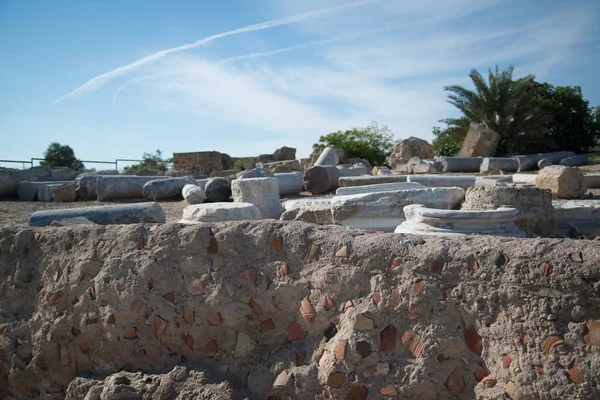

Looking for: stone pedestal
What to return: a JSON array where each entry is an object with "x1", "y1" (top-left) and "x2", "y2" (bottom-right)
[
  {"x1": 29, "y1": 202, "x2": 166, "y2": 226},
  {"x1": 395, "y1": 204, "x2": 525, "y2": 237},
  {"x1": 231, "y1": 177, "x2": 284, "y2": 219},
  {"x1": 462, "y1": 186, "x2": 555, "y2": 237},
  {"x1": 304, "y1": 165, "x2": 341, "y2": 194}
]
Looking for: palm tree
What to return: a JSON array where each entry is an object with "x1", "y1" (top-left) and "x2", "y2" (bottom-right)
[{"x1": 444, "y1": 66, "x2": 548, "y2": 155}]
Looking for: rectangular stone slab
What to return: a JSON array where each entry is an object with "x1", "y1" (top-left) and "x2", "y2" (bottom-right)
[
  {"x1": 331, "y1": 187, "x2": 465, "y2": 232},
  {"x1": 29, "y1": 202, "x2": 166, "y2": 226},
  {"x1": 407, "y1": 175, "x2": 477, "y2": 190},
  {"x1": 338, "y1": 175, "x2": 407, "y2": 187}
]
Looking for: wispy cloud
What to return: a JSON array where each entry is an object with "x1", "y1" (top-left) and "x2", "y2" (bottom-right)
[{"x1": 53, "y1": 0, "x2": 377, "y2": 104}]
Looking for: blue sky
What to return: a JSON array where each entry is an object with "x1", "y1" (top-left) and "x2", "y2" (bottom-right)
[{"x1": 1, "y1": 0, "x2": 599, "y2": 170}]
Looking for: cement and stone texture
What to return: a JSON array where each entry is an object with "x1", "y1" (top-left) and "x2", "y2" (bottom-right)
[
  {"x1": 182, "y1": 184, "x2": 207, "y2": 204},
  {"x1": 29, "y1": 202, "x2": 166, "y2": 226},
  {"x1": 17, "y1": 181, "x2": 73, "y2": 202},
  {"x1": 274, "y1": 172, "x2": 304, "y2": 196},
  {"x1": 553, "y1": 200, "x2": 600, "y2": 237},
  {"x1": 479, "y1": 157, "x2": 519, "y2": 173},
  {"x1": 178, "y1": 202, "x2": 261, "y2": 224},
  {"x1": 339, "y1": 175, "x2": 407, "y2": 187},
  {"x1": 142, "y1": 176, "x2": 196, "y2": 201},
  {"x1": 51, "y1": 182, "x2": 77, "y2": 203},
  {"x1": 462, "y1": 186, "x2": 555, "y2": 237},
  {"x1": 407, "y1": 175, "x2": 477, "y2": 190},
  {"x1": 231, "y1": 177, "x2": 284, "y2": 219},
  {"x1": 280, "y1": 198, "x2": 333, "y2": 224},
  {"x1": 238, "y1": 167, "x2": 274, "y2": 180},
  {"x1": 97, "y1": 176, "x2": 170, "y2": 202},
  {"x1": 313, "y1": 146, "x2": 340, "y2": 166},
  {"x1": 331, "y1": 187, "x2": 465, "y2": 232},
  {"x1": 457, "y1": 123, "x2": 500, "y2": 157},
  {"x1": 388, "y1": 137, "x2": 433, "y2": 170},
  {"x1": 336, "y1": 163, "x2": 371, "y2": 177},
  {"x1": 204, "y1": 177, "x2": 232, "y2": 202},
  {"x1": 439, "y1": 157, "x2": 483, "y2": 173},
  {"x1": 559, "y1": 155, "x2": 589, "y2": 167},
  {"x1": 395, "y1": 204, "x2": 526, "y2": 237},
  {"x1": 513, "y1": 151, "x2": 575, "y2": 172},
  {"x1": 304, "y1": 165, "x2": 341, "y2": 194},
  {"x1": 536, "y1": 166, "x2": 587, "y2": 199},
  {"x1": 2, "y1": 220, "x2": 599, "y2": 399},
  {"x1": 336, "y1": 182, "x2": 425, "y2": 196}
]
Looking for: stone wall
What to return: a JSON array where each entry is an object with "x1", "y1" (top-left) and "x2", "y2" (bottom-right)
[{"x1": 0, "y1": 222, "x2": 598, "y2": 399}]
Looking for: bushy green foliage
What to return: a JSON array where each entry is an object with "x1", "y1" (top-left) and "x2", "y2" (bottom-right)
[
  {"x1": 313, "y1": 121, "x2": 394, "y2": 166},
  {"x1": 530, "y1": 83, "x2": 600, "y2": 153},
  {"x1": 40, "y1": 142, "x2": 85, "y2": 171},
  {"x1": 233, "y1": 157, "x2": 256, "y2": 171},
  {"x1": 440, "y1": 65, "x2": 599, "y2": 155},
  {"x1": 124, "y1": 150, "x2": 172, "y2": 172}
]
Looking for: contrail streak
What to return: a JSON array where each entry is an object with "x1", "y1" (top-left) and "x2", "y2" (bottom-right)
[{"x1": 54, "y1": 0, "x2": 377, "y2": 104}]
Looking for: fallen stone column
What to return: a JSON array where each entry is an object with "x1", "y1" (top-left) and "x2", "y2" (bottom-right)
[
  {"x1": 338, "y1": 175, "x2": 407, "y2": 187},
  {"x1": 407, "y1": 175, "x2": 477, "y2": 190},
  {"x1": 142, "y1": 176, "x2": 196, "y2": 200},
  {"x1": 314, "y1": 146, "x2": 339, "y2": 166},
  {"x1": 51, "y1": 182, "x2": 77, "y2": 202},
  {"x1": 439, "y1": 157, "x2": 483, "y2": 173},
  {"x1": 394, "y1": 204, "x2": 525, "y2": 237},
  {"x1": 336, "y1": 163, "x2": 371, "y2": 177},
  {"x1": 559, "y1": 155, "x2": 589, "y2": 167},
  {"x1": 585, "y1": 174, "x2": 600, "y2": 189},
  {"x1": 513, "y1": 151, "x2": 575, "y2": 171},
  {"x1": 274, "y1": 172, "x2": 304, "y2": 196},
  {"x1": 18, "y1": 181, "x2": 72, "y2": 202},
  {"x1": 29, "y1": 202, "x2": 166, "y2": 226},
  {"x1": 331, "y1": 187, "x2": 465, "y2": 232},
  {"x1": 336, "y1": 182, "x2": 425, "y2": 196},
  {"x1": 479, "y1": 157, "x2": 519, "y2": 173},
  {"x1": 231, "y1": 177, "x2": 284, "y2": 219},
  {"x1": 97, "y1": 176, "x2": 170, "y2": 201},
  {"x1": 75, "y1": 174, "x2": 100, "y2": 200},
  {"x1": 304, "y1": 165, "x2": 341, "y2": 194},
  {"x1": 178, "y1": 202, "x2": 261, "y2": 224}
]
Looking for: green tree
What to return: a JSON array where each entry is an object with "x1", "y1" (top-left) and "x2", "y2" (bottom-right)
[
  {"x1": 444, "y1": 65, "x2": 548, "y2": 155},
  {"x1": 431, "y1": 117, "x2": 470, "y2": 157},
  {"x1": 529, "y1": 83, "x2": 599, "y2": 153},
  {"x1": 313, "y1": 121, "x2": 394, "y2": 166},
  {"x1": 125, "y1": 150, "x2": 172, "y2": 172},
  {"x1": 40, "y1": 142, "x2": 85, "y2": 171}
]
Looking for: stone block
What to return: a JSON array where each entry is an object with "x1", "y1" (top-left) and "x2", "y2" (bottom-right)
[
  {"x1": 457, "y1": 123, "x2": 500, "y2": 157},
  {"x1": 232, "y1": 177, "x2": 283, "y2": 219},
  {"x1": 536, "y1": 166, "x2": 587, "y2": 199},
  {"x1": 238, "y1": 167, "x2": 274, "y2": 180},
  {"x1": 51, "y1": 182, "x2": 77, "y2": 202},
  {"x1": 178, "y1": 202, "x2": 261, "y2": 224},
  {"x1": 389, "y1": 137, "x2": 433, "y2": 169},
  {"x1": 280, "y1": 198, "x2": 333, "y2": 224}
]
